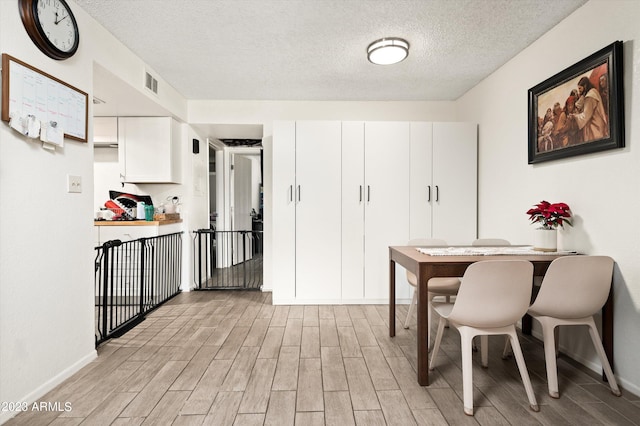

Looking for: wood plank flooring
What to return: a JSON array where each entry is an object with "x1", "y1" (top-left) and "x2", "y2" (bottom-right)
[{"x1": 6, "y1": 291, "x2": 640, "y2": 425}]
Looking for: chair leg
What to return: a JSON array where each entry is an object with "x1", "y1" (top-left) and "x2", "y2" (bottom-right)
[
  {"x1": 404, "y1": 290, "x2": 417, "y2": 329},
  {"x1": 508, "y1": 330, "x2": 539, "y2": 412},
  {"x1": 539, "y1": 318, "x2": 560, "y2": 398},
  {"x1": 459, "y1": 328, "x2": 475, "y2": 416},
  {"x1": 502, "y1": 336, "x2": 511, "y2": 359},
  {"x1": 586, "y1": 317, "x2": 621, "y2": 396},
  {"x1": 429, "y1": 318, "x2": 447, "y2": 371},
  {"x1": 444, "y1": 296, "x2": 451, "y2": 328},
  {"x1": 481, "y1": 335, "x2": 489, "y2": 368}
]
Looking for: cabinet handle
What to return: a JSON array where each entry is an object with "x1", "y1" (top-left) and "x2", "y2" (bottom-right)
[
  {"x1": 427, "y1": 185, "x2": 431, "y2": 202},
  {"x1": 367, "y1": 185, "x2": 371, "y2": 202},
  {"x1": 297, "y1": 185, "x2": 301, "y2": 202},
  {"x1": 359, "y1": 185, "x2": 363, "y2": 202},
  {"x1": 289, "y1": 185, "x2": 293, "y2": 202},
  {"x1": 435, "y1": 185, "x2": 439, "y2": 202}
]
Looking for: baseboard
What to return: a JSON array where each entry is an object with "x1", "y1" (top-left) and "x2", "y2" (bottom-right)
[
  {"x1": 271, "y1": 298, "x2": 412, "y2": 305},
  {"x1": 0, "y1": 350, "x2": 97, "y2": 425}
]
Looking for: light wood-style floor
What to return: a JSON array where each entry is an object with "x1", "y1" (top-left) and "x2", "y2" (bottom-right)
[{"x1": 7, "y1": 291, "x2": 640, "y2": 425}]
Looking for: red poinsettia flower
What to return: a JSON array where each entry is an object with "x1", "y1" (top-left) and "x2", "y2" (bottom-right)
[{"x1": 526, "y1": 200, "x2": 572, "y2": 229}]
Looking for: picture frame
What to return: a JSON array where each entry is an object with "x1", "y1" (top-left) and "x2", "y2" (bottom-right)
[{"x1": 528, "y1": 41, "x2": 624, "y2": 164}]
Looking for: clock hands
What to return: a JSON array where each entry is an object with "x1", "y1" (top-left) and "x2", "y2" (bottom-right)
[{"x1": 54, "y1": 10, "x2": 68, "y2": 25}]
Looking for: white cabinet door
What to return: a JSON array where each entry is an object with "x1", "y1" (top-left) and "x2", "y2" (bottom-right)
[
  {"x1": 118, "y1": 117, "x2": 181, "y2": 183},
  {"x1": 341, "y1": 122, "x2": 365, "y2": 300},
  {"x1": 409, "y1": 122, "x2": 433, "y2": 239},
  {"x1": 432, "y1": 122, "x2": 477, "y2": 244},
  {"x1": 271, "y1": 121, "x2": 296, "y2": 302},
  {"x1": 295, "y1": 121, "x2": 342, "y2": 301},
  {"x1": 363, "y1": 122, "x2": 411, "y2": 300}
]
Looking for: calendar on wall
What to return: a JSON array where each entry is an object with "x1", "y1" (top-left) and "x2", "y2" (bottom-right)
[{"x1": 1, "y1": 53, "x2": 88, "y2": 142}]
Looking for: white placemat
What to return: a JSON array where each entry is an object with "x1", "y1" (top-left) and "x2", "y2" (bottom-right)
[{"x1": 416, "y1": 246, "x2": 578, "y2": 256}]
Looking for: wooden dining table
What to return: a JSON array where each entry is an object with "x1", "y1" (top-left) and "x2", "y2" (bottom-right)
[{"x1": 388, "y1": 246, "x2": 614, "y2": 386}]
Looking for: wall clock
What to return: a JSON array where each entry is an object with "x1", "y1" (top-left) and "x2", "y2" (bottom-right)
[{"x1": 19, "y1": 0, "x2": 80, "y2": 60}]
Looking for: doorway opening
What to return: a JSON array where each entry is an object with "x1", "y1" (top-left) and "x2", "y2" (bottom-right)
[{"x1": 195, "y1": 135, "x2": 263, "y2": 290}]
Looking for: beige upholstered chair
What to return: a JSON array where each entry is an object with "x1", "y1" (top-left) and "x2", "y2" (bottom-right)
[
  {"x1": 429, "y1": 260, "x2": 538, "y2": 416},
  {"x1": 472, "y1": 238, "x2": 511, "y2": 246},
  {"x1": 524, "y1": 256, "x2": 621, "y2": 398},
  {"x1": 403, "y1": 239, "x2": 460, "y2": 348}
]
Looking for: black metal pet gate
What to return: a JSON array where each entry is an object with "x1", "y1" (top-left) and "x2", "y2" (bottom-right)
[
  {"x1": 94, "y1": 232, "x2": 182, "y2": 346},
  {"x1": 193, "y1": 229, "x2": 263, "y2": 290}
]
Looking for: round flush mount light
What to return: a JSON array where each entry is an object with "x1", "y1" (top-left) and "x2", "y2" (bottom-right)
[{"x1": 367, "y1": 37, "x2": 409, "y2": 65}]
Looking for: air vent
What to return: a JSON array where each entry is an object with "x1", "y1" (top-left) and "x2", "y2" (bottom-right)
[{"x1": 144, "y1": 71, "x2": 158, "y2": 94}]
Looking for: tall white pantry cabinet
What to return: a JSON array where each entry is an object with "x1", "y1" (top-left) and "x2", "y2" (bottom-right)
[
  {"x1": 341, "y1": 122, "x2": 411, "y2": 302},
  {"x1": 410, "y1": 122, "x2": 478, "y2": 243},
  {"x1": 271, "y1": 120, "x2": 477, "y2": 304},
  {"x1": 272, "y1": 121, "x2": 343, "y2": 302}
]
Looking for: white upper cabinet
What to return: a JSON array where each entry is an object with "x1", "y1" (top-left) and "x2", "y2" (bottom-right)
[
  {"x1": 118, "y1": 117, "x2": 182, "y2": 183},
  {"x1": 93, "y1": 116, "x2": 118, "y2": 146}
]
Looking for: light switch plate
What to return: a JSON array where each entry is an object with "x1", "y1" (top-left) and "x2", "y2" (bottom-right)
[{"x1": 67, "y1": 175, "x2": 82, "y2": 193}]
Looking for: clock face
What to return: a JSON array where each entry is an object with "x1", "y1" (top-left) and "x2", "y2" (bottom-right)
[
  {"x1": 19, "y1": 0, "x2": 79, "y2": 59},
  {"x1": 35, "y1": 0, "x2": 78, "y2": 53}
]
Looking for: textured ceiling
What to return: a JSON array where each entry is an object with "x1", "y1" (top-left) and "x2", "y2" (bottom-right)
[{"x1": 76, "y1": 0, "x2": 587, "y2": 102}]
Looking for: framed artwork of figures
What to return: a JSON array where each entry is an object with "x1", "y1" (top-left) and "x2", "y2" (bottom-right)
[{"x1": 528, "y1": 41, "x2": 624, "y2": 164}]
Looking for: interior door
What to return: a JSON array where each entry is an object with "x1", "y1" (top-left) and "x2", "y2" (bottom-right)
[
  {"x1": 364, "y1": 122, "x2": 411, "y2": 300},
  {"x1": 232, "y1": 154, "x2": 253, "y2": 264},
  {"x1": 295, "y1": 121, "x2": 342, "y2": 300}
]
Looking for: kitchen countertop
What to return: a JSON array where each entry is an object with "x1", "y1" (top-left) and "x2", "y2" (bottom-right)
[{"x1": 94, "y1": 219, "x2": 182, "y2": 226}]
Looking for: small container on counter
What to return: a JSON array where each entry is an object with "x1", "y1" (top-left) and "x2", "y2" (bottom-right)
[
  {"x1": 144, "y1": 204, "x2": 154, "y2": 221},
  {"x1": 136, "y1": 202, "x2": 146, "y2": 220}
]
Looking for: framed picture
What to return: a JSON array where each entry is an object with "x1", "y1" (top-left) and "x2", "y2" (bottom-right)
[{"x1": 528, "y1": 41, "x2": 624, "y2": 164}]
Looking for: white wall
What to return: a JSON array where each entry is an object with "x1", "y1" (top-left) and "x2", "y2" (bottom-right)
[
  {"x1": 0, "y1": 1, "x2": 96, "y2": 420},
  {"x1": 0, "y1": 1, "x2": 200, "y2": 422},
  {"x1": 189, "y1": 100, "x2": 457, "y2": 136},
  {"x1": 456, "y1": 0, "x2": 640, "y2": 395}
]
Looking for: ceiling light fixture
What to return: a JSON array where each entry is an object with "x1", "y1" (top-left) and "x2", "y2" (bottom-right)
[{"x1": 367, "y1": 37, "x2": 409, "y2": 65}]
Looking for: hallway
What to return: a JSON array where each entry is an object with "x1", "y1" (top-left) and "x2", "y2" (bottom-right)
[{"x1": 7, "y1": 291, "x2": 640, "y2": 425}]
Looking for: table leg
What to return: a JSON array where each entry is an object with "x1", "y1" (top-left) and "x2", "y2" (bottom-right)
[
  {"x1": 389, "y1": 258, "x2": 396, "y2": 337},
  {"x1": 417, "y1": 267, "x2": 429, "y2": 386}
]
